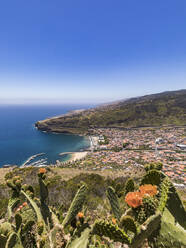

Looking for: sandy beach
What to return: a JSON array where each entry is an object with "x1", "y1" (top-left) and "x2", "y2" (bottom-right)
[
  {"x1": 69, "y1": 151, "x2": 88, "y2": 162},
  {"x1": 59, "y1": 135, "x2": 99, "y2": 163},
  {"x1": 58, "y1": 135, "x2": 99, "y2": 163},
  {"x1": 59, "y1": 151, "x2": 88, "y2": 162}
]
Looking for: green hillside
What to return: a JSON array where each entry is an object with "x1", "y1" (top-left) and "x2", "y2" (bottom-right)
[{"x1": 35, "y1": 90, "x2": 186, "y2": 134}]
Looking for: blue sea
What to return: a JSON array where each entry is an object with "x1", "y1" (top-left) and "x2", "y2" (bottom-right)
[{"x1": 0, "y1": 104, "x2": 93, "y2": 167}]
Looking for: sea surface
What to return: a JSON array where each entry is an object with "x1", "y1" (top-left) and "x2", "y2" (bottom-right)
[{"x1": 0, "y1": 104, "x2": 93, "y2": 167}]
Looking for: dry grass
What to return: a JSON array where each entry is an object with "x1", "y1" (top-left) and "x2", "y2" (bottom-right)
[
  {"x1": 0, "y1": 166, "x2": 142, "y2": 184},
  {"x1": 51, "y1": 167, "x2": 136, "y2": 181},
  {"x1": 0, "y1": 168, "x2": 11, "y2": 184}
]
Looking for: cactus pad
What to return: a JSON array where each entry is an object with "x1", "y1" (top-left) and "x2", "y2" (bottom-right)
[
  {"x1": 107, "y1": 186, "x2": 121, "y2": 220},
  {"x1": 92, "y1": 220, "x2": 131, "y2": 244},
  {"x1": 62, "y1": 184, "x2": 87, "y2": 227}
]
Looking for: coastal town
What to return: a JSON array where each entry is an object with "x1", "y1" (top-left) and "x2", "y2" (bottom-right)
[
  {"x1": 59, "y1": 126, "x2": 186, "y2": 187},
  {"x1": 2, "y1": 126, "x2": 186, "y2": 187}
]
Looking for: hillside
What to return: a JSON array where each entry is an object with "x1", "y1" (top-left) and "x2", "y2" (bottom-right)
[
  {"x1": 0, "y1": 165, "x2": 186, "y2": 247},
  {"x1": 35, "y1": 90, "x2": 186, "y2": 134}
]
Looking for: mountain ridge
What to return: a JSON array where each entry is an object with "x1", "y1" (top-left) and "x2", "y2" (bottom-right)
[{"x1": 35, "y1": 89, "x2": 186, "y2": 134}]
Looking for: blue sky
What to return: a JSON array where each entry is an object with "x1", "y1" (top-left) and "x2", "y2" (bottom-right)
[{"x1": 0, "y1": 0, "x2": 186, "y2": 104}]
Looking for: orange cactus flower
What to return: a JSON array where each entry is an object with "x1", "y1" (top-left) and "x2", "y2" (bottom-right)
[
  {"x1": 39, "y1": 168, "x2": 46, "y2": 174},
  {"x1": 77, "y1": 212, "x2": 84, "y2": 218},
  {"x1": 139, "y1": 184, "x2": 157, "y2": 197},
  {"x1": 22, "y1": 202, "x2": 28, "y2": 207},
  {"x1": 112, "y1": 217, "x2": 117, "y2": 225},
  {"x1": 125, "y1": 192, "x2": 142, "y2": 208}
]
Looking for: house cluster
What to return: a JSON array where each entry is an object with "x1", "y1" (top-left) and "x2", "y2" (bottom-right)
[{"x1": 87, "y1": 127, "x2": 186, "y2": 185}]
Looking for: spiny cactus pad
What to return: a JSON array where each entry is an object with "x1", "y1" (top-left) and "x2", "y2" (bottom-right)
[
  {"x1": 131, "y1": 212, "x2": 161, "y2": 248},
  {"x1": 141, "y1": 169, "x2": 165, "y2": 186},
  {"x1": 66, "y1": 227, "x2": 91, "y2": 248},
  {"x1": 62, "y1": 184, "x2": 87, "y2": 227},
  {"x1": 107, "y1": 186, "x2": 121, "y2": 220},
  {"x1": 15, "y1": 213, "x2": 22, "y2": 231},
  {"x1": 158, "y1": 177, "x2": 171, "y2": 213},
  {"x1": 120, "y1": 215, "x2": 137, "y2": 234},
  {"x1": 92, "y1": 220, "x2": 131, "y2": 244},
  {"x1": 149, "y1": 209, "x2": 186, "y2": 248},
  {"x1": 166, "y1": 183, "x2": 186, "y2": 229},
  {"x1": 124, "y1": 178, "x2": 135, "y2": 195}
]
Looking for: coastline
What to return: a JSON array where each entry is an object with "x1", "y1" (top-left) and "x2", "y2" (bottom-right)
[
  {"x1": 59, "y1": 135, "x2": 99, "y2": 163},
  {"x1": 1, "y1": 134, "x2": 93, "y2": 168},
  {"x1": 60, "y1": 151, "x2": 88, "y2": 162}
]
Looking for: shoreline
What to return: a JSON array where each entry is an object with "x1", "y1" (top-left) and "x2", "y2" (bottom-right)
[
  {"x1": 66, "y1": 151, "x2": 88, "y2": 162},
  {"x1": 1, "y1": 135, "x2": 93, "y2": 168},
  {"x1": 59, "y1": 135, "x2": 99, "y2": 163},
  {"x1": 59, "y1": 151, "x2": 88, "y2": 162}
]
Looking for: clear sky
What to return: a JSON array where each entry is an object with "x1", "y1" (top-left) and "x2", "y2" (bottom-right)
[{"x1": 0, "y1": 0, "x2": 186, "y2": 104}]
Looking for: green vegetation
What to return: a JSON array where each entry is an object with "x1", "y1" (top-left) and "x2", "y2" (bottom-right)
[
  {"x1": 36, "y1": 90, "x2": 186, "y2": 134},
  {"x1": 0, "y1": 163, "x2": 185, "y2": 247},
  {"x1": 112, "y1": 146, "x2": 123, "y2": 152},
  {"x1": 144, "y1": 162, "x2": 163, "y2": 172},
  {"x1": 124, "y1": 178, "x2": 135, "y2": 195},
  {"x1": 99, "y1": 135, "x2": 109, "y2": 145},
  {"x1": 123, "y1": 142, "x2": 130, "y2": 148},
  {"x1": 107, "y1": 186, "x2": 121, "y2": 220}
]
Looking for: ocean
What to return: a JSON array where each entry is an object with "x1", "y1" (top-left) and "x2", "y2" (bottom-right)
[{"x1": 0, "y1": 104, "x2": 93, "y2": 167}]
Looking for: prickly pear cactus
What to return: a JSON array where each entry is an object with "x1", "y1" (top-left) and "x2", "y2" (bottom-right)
[
  {"x1": 62, "y1": 184, "x2": 87, "y2": 227},
  {"x1": 124, "y1": 178, "x2": 135, "y2": 195},
  {"x1": 5, "y1": 232, "x2": 19, "y2": 248},
  {"x1": 95, "y1": 166, "x2": 186, "y2": 247},
  {"x1": 142, "y1": 196, "x2": 158, "y2": 218},
  {"x1": 1, "y1": 163, "x2": 185, "y2": 248},
  {"x1": 120, "y1": 215, "x2": 137, "y2": 234},
  {"x1": 166, "y1": 182, "x2": 186, "y2": 230},
  {"x1": 140, "y1": 169, "x2": 164, "y2": 186},
  {"x1": 36, "y1": 168, "x2": 54, "y2": 230},
  {"x1": 158, "y1": 177, "x2": 171, "y2": 213},
  {"x1": 131, "y1": 212, "x2": 161, "y2": 248},
  {"x1": 6, "y1": 176, "x2": 22, "y2": 220},
  {"x1": 144, "y1": 162, "x2": 163, "y2": 172},
  {"x1": 107, "y1": 186, "x2": 121, "y2": 220},
  {"x1": 66, "y1": 227, "x2": 91, "y2": 248},
  {"x1": 92, "y1": 220, "x2": 131, "y2": 244},
  {"x1": 14, "y1": 213, "x2": 22, "y2": 231}
]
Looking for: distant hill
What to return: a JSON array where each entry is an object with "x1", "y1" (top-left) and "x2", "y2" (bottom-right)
[{"x1": 35, "y1": 89, "x2": 186, "y2": 134}]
